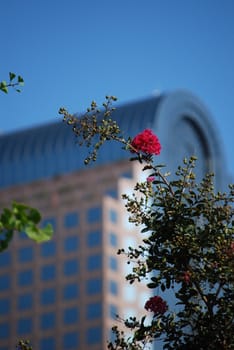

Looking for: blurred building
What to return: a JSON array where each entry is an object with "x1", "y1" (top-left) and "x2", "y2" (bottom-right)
[{"x1": 0, "y1": 90, "x2": 228, "y2": 350}]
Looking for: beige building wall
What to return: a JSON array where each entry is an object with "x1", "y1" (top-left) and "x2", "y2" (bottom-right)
[{"x1": 0, "y1": 159, "x2": 150, "y2": 350}]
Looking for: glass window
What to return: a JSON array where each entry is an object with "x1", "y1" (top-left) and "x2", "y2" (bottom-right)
[
  {"x1": 63, "y1": 307, "x2": 79, "y2": 324},
  {"x1": 109, "y1": 232, "x2": 117, "y2": 247},
  {"x1": 86, "y1": 327, "x2": 102, "y2": 345},
  {"x1": 18, "y1": 246, "x2": 33, "y2": 262},
  {"x1": 86, "y1": 302, "x2": 102, "y2": 319},
  {"x1": 0, "y1": 274, "x2": 10, "y2": 291},
  {"x1": 41, "y1": 264, "x2": 56, "y2": 281},
  {"x1": 105, "y1": 189, "x2": 118, "y2": 198},
  {"x1": 40, "y1": 337, "x2": 55, "y2": 350},
  {"x1": 109, "y1": 209, "x2": 118, "y2": 223},
  {"x1": 64, "y1": 236, "x2": 79, "y2": 252},
  {"x1": 109, "y1": 280, "x2": 118, "y2": 295},
  {"x1": 87, "y1": 207, "x2": 102, "y2": 223},
  {"x1": 86, "y1": 278, "x2": 102, "y2": 295},
  {"x1": 87, "y1": 230, "x2": 102, "y2": 247},
  {"x1": 0, "y1": 298, "x2": 10, "y2": 314},
  {"x1": 0, "y1": 323, "x2": 9, "y2": 339},
  {"x1": 17, "y1": 293, "x2": 33, "y2": 310},
  {"x1": 64, "y1": 212, "x2": 79, "y2": 228},
  {"x1": 40, "y1": 312, "x2": 56, "y2": 330},
  {"x1": 17, "y1": 318, "x2": 32, "y2": 335},
  {"x1": 19, "y1": 231, "x2": 28, "y2": 240},
  {"x1": 40, "y1": 288, "x2": 56, "y2": 305},
  {"x1": 0, "y1": 250, "x2": 11, "y2": 266},
  {"x1": 87, "y1": 254, "x2": 102, "y2": 271},
  {"x1": 42, "y1": 217, "x2": 56, "y2": 230},
  {"x1": 109, "y1": 256, "x2": 118, "y2": 270},
  {"x1": 63, "y1": 332, "x2": 79, "y2": 349},
  {"x1": 63, "y1": 259, "x2": 79, "y2": 276},
  {"x1": 63, "y1": 283, "x2": 79, "y2": 300},
  {"x1": 41, "y1": 240, "x2": 56, "y2": 257},
  {"x1": 109, "y1": 304, "x2": 118, "y2": 319},
  {"x1": 18, "y1": 270, "x2": 33, "y2": 286}
]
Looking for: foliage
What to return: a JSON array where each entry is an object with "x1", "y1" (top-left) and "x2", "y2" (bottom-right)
[
  {"x1": 59, "y1": 95, "x2": 132, "y2": 164},
  {"x1": 62, "y1": 98, "x2": 234, "y2": 350},
  {"x1": 0, "y1": 202, "x2": 53, "y2": 252},
  {"x1": 0, "y1": 71, "x2": 24, "y2": 93},
  {"x1": 0, "y1": 71, "x2": 53, "y2": 251},
  {"x1": 16, "y1": 340, "x2": 33, "y2": 350}
]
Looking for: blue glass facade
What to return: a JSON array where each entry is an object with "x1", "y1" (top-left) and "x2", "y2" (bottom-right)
[
  {"x1": 0, "y1": 91, "x2": 228, "y2": 192},
  {"x1": 0, "y1": 96, "x2": 160, "y2": 189}
]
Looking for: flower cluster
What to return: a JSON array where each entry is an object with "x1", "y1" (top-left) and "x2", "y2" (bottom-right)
[
  {"x1": 131, "y1": 129, "x2": 161, "y2": 155},
  {"x1": 144, "y1": 296, "x2": 167, "y2": 315}
]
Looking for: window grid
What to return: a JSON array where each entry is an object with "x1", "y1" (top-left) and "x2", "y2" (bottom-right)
[
  {"x1": 40, "y1": 288, "x2": 56, "y2": 305},
  {"x1": 87, "y1": 254, "x2": 102, "y2": 271},
  {"x1": 64, "y1": 212, "x2": 79, "y2": 228},
  {"x1": 63, "y1": 259, "x2": 79, "y2": 276},
  {"x1": 63, "y1": 307, "x2": 79, "y2": 324},
  {"x1": 18, "y1": 246, "x2": 33, "y2": 263},
  {"x1": 17, "y1": 293, "x2": 33, "y2": 310},
  {"x1": 40, "y1": 312, "x2": 56, "y2": 330},
  {"x1": 41, "y1": 264, "x2": 56, "y2": 281},
  {"x1": 86, "y1": 279, "x2": 102, "y2": 295},
  {"x1": 87, "y1": 230, "x2": 102, "y2": 247},
  {"x1": 18, "y1": 270, "x2": 33, "y2": 286},
  {"x1": 63, "y1": 283, "x2": 79, "y2": 300},
  {"x1": 64, "y1": 236, "x2": 79, "y2": 252},
  {"x1": 87, "y1": 207, "x2": 102, "y2": 223},
  {"x1": 41, "y1": 240, "x2": 56, "y2": 257}
]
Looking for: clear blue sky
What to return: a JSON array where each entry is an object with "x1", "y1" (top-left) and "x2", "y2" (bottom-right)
[{"x1": 1, "y1": 0, "x2": 234, "y2": 176}]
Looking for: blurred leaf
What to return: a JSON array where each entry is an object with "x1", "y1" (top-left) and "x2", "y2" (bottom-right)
[
  {"x1": 9, "y1": 72, "x2": 16, "y2": 81},
  {"x1": 0, "y1": 81, "x2": 8, "y2": 93},
  {"x1": 17, "y1": 75, "x2": 24, "y2": 84},
  {"x1": 25, "y1": 223, "x2": 53, "y2": 243}
]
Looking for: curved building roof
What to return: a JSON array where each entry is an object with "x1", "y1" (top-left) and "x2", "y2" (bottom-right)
[{"x1": 0, "y1": 90, "x2": 227, "y2": 189}]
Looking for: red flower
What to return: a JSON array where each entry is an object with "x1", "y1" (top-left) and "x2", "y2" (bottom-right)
[
  {"x1": 183, "y1": 271, "x2": 191, "y2": 284},
  {"x1": 144, "y1": 296, "x2": 167, "y2": 315},
  {"x1": 131, "y1": 129, "x2": 161, "y2": 155}
]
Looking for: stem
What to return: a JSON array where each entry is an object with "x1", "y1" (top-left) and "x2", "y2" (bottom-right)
[{"x1": 192, "y1": 278, "x2": 214, "y2": 319}]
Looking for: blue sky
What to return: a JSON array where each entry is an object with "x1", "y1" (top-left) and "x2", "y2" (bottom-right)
[{"x1": 1, "y1": 0, "x2": 234, "y2": 176}]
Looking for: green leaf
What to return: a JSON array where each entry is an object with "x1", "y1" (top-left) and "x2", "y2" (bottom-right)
[
  {"x1": 9, "y1": 72, "x2": 16, "y2": 81},
  {"x1": 0, "y1": 81, "x2": 8, "y2": 94},
  {"x1": 24, "y1": 223, "x2": 53, "y2": 243},
  {"x1": 17, "y1": 75, "x2": 24, "y2": 84},
  {"x1": 147, "y1": 282, "x2": 157, "y2": 289},
  {"x1": 28, "y1": 207, "x2": 41, "y2": 223}
]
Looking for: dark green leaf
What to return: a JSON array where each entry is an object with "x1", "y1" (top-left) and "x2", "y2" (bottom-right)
[{"x1": 9, "y1": 72, "x2": 16, "y2": 81}]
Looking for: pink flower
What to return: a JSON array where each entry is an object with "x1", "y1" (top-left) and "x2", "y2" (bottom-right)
[
  {"x1": 147, "y1": 176, "x2": 155, "y2": 183},
  {"x1": 183, "y1": 271, "x2": 191, "y2": 284},
  {"x1": 144, "y1": 296, "x2": 167, "y2": 315},
  {"x1": 131, "y1": 129, "x2": 161, "y2": 155}
]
